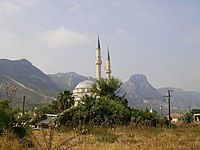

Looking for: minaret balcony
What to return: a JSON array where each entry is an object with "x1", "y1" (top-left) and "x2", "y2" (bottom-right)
[
  {"x1": 95, "y1": 60, "x2": 102, "y2": 64},
  {"x1": 105, "y1": 70, "x2": 111, "y2": 73}
]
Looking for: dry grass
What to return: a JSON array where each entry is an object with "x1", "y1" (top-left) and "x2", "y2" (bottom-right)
[
  {"x1": 0, "y1": 132, "x2": 27, "y2": 150},
  {"x1": 0, "y1": 136, "x2": 20, "y2": 150},
  {"x1": 1, "y1": 123, "x2": 200, "y2": 150}
]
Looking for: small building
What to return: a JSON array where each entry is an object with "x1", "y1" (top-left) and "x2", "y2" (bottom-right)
[
  {"x1": 193, "y1": 114, "x2": 200, "y2": 121},
  {"x1": 39, "y1": 114, "x2": 57, "y2": 128},
  {"x1": 166, "y1": 113, "x2": 183, "y2": 122}
]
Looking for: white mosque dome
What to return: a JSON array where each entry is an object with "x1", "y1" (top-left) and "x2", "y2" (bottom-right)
[
  {"x1": 75, "y1": 80, "x2": 94, "y2": 89},
  {"x1": 73, "y1": 80, "x2": 95, "y2": 106}
]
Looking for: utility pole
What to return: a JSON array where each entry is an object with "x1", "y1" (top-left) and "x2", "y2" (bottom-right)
[
  {"x1": 22, "y1": 96, "x2": 25, "y2": 115},
  {"x1": 164, "y1": 89, "x2": 173, "y2": 121}
]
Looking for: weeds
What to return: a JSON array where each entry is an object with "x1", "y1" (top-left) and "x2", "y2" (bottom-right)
[
  {"x1": 93, "y1": 128, "x2": 118, "y2": 143},
  {"x1": 31, "y1": 125, "x2": 88, "y2": 150},
  {"x1": 1, "y1": 123, "x2": 200, "y2": 150}
]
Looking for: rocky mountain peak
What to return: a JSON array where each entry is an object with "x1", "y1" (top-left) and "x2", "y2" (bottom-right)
[
  {"x1": 130, "y1": 74, "x2": 147, "y2": 82},
  {"x1": 17, "y1": 58, "x2": 32, "y2": 65},
  {"x1": 121, "y1": 74, "x2": 164, "y2": 107},
  {"x1": 128, "y1": 74, "x2": 152, "y2": 90}
]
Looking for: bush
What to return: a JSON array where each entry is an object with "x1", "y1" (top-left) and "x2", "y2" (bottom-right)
[
  {"x1": 0, "y1": 104, "x2": 32, "y2": 141},
  {"x1": 183, "y1": 112, "x2": 193, "y2": 123},
  {"x1": 0, "y1": 108, "x2": 9, "y2": 134},
  {"x1": 57, "y1": 95, "x2": 131, "y2": 128}
]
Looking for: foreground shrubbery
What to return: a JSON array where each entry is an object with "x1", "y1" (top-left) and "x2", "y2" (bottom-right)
[
  {"x1": 57, "y1": 94, "x2": 131, "y2": 128},
  {"x1": 57, "y1": 94, "x2": 162, "y2": 129},
  {"x1": 57, "y1": 77, "x2": 162, "y2": 129}
]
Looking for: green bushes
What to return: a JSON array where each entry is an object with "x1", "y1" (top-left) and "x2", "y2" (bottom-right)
[
  {"x1": 183, "y1": 112, "x2": 193, "y2": 123},
  {"x1": 57, "y1": 95, "x2": 131, "y2": 128},
  {"x1": 129, "y1": 108, "x2": 159, "y2": 127},
  {"x1": 56, "y1": 95, "x2": 164, "y2": 129},
  {"x1": 0, "y1": 99, "x2": 32, "y2": 138},
  {"x1": 0, "y1": 108, "x2": 9, "y2": 134}
]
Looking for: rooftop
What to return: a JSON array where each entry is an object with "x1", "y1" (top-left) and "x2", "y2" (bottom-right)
[{"x1": 75, "y1": 80, "x2": 94, "y2": 89}]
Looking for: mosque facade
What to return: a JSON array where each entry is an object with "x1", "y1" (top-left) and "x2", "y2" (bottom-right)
[{"x1": 73, "y1": 36, "x2": 111, "y2": 106}]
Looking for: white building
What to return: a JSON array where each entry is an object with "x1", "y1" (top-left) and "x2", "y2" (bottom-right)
[{"x1": 73, "y1": 80, "x2": 94, "y2": 106}]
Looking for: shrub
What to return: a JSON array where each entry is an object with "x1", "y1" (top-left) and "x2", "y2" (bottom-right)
[
  {"x1": 57, "y1": 95, "x2": 131, "y2": 128},
  {"x1": 183, "y1": 112, "x2": 193, "y2": 123}
]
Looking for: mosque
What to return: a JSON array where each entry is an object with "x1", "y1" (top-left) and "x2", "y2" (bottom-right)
[{"x1": 73, "y1": 36, "x2": 112, "y2": 106}]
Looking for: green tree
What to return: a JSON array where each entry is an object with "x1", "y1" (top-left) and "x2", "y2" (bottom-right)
[
  {"x1": 92, "y1": 77, "x2": 128, "y2": 107},
  {"x1": 57, "y1": 90, "x2": 75, "y2": 111},
  {"x1": 92, "y1": 77, "x2": 121, "y2": 97},
  {"x1": 34, "y1": 104, "x2": 58, "y2": 115},
  {"x1": 0, "y1": 100, "x2": 9, "y2": 109},
  {"x1": 191, "y1": 109, "x2": 200, "y2": 114},
  {"x1": 91, "y1": 96, "x2": 130, "y2": 126},
  {"x1": 34, "y1": 90, "x2": 74, "y2": 115},
  {"x1": 57, "y1": 94, "x2": 130, "y2": 127},
  {"x1": 183, "y1": 112, "x2": 193, "y2": 123}
]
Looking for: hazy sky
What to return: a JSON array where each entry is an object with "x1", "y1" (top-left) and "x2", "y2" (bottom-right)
[{"x1": 0, "y1": 0, "x2": 200, "y2": 91}]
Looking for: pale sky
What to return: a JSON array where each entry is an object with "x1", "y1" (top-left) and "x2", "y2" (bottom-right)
[{"x1": 0, "y1": 0, "x2": 200, "y2": 91}]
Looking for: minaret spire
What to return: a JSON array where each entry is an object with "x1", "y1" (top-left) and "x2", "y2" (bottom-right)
[
  {"x1": 95, "y1": 34, "x2": 102, "y2": 81},
  {"x1": 106, "y1": 46, "x2": 111, "y2": 81},
  {"x1": 107, "y1": 47, "x2": 110, "y2": 60},
  {"x1": 97, "y1": 34, "x2": 101, "y2": 49}
]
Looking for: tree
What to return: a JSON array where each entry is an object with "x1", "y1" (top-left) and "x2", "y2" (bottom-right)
[
  {"x1": 92, "y1": 77, "x2": 121, "y2": 97},
  {"x1": 0, "y1": 100, "x2": 9, "y2": 109},
  {"x1": 4, "y1": 85, "x2": 17, "y2": 109},
  {"x1": 91, "y1": 96, "x2": 130, "y2": 126},
  {"x1": 57, "y1": 94, "x2": 130, "y2": 127},
  {"x1": 183, "y1": 112, "x2": 193, "y2": 123},
  {"x1": 92, "y1": 77, "x2": 128, "y2": 107},
  {"x1": 191, "y1": 109, "x2": 200, "y2": 114},
  {"x1": 57, "y1": 90, "x2": 74, "y2": 111}
]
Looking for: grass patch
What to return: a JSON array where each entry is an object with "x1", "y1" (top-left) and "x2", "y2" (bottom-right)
[
  {"x1": 93, "y1": 128, "x2": 118, "y2": 143},
  {"x1": 1, "y1": 123, "x2": 200, "y2": 149},
  {"x1": 191, "y1": 129, "x2": 199, "y2": 138}
]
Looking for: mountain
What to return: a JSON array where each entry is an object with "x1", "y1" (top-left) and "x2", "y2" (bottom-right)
[
  {"x1": 1, "y1": 58, "x2": 200, "y2": 112},
  {"x1": 120, "y1": 74, "x2": 164, "y2": 107},
  {"x1": 48, "y1": 72, "x2": 95, "y2": 91},
  {"x1": 158, "y1": 88, "x2": 200, "y2": 109},
  {"x1": 0, "y1": 59, "x2": 60, "y2": 110},
  {"x1": 50, "y1": 72, "x2": 200, "y2": 112}
]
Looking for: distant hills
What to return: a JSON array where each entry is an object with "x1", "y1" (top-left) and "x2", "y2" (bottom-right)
[
  {"x1": 158, "y1": 88, "x2": 200, "y2": 109},
  {"x1": 0, "y1": 59, "x2": 60, "y2": 110},
  {"x1": 0, "y1": 58, "x2": 200, "y2": 113},
  {"x1": 48, "y1": 72, "x2": 95, "y2": 91},
  {"x1": 120, "y1": 75, "x2": 200, "y2": 113}
]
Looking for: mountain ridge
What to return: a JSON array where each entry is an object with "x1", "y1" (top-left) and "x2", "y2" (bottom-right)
[
  {"x1": 0, "y1": 58, "x2": 200, "y2": 112},
  {"x1": 48, "y1": 72, "x2": 95, "y2": 91},
  {"x1": 0, "y1": 59, "x2": 60, "y2": 110}
]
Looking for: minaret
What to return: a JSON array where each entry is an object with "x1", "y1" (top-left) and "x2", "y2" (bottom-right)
[
  {"x1": 105, "y1": 46, "x2": 111, "y2": 81},
  {"x1": 95, "y1": 35, "x2": 102, "y2": 81}
]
